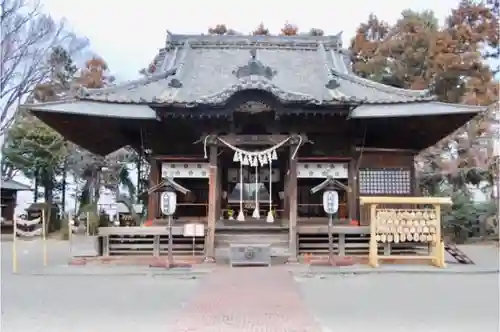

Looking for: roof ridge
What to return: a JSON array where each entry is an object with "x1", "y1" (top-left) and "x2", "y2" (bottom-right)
[{"x1": 165, "y1": 30, "x2": 343, "y2": 48}]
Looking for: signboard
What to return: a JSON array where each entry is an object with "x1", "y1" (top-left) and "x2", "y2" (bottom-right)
[
  {"x1": 71, "y1": 236, "x2": 99, "y2": 257},
  {"x1": 297, "y1": 163, "x2": 348, "y2": 179},
  {"x1": 183, "y1": 223, "x2": 205, "y2": 237},
  {"x1": 161, "y1": 162, "x2": 209, "y2": 178}
]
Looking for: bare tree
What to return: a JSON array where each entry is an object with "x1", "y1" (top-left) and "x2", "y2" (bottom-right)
[{"x1": 0, "y1": 0, "x2": 88, "y2": 135}]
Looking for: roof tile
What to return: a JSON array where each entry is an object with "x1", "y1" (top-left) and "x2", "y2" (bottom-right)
[{"x1": 80, "y1": 33, "x2": 435, "y2": 106}]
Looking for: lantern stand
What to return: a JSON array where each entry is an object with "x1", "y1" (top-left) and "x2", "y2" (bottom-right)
[
  {"x1": 311, "y1": 176, "x2": 348, "y2": 264},
  {"x1": 157, "y1": 178, "x2": 190, "y2": 268}
]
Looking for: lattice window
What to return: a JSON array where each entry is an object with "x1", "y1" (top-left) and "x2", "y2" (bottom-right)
[{"x1": 359, "y1": 168, "x2": 411, "y2": 195}]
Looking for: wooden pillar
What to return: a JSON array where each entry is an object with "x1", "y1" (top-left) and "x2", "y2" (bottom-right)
[
  {"x1": 147, "y1": 159, "x2": 160, "y2": 221},
  {"x1": 205, "y1": 145, "x2": 218, "y2": 262},
  {"x1": 348, "y1": 152, "x2": 358, "y2": 222},
  {"x1": 287, "y1": 145, "x2": 298, "y2": 263},
  {"x1": 283, "y1": 159, "x2": 290, "y2": 221}
]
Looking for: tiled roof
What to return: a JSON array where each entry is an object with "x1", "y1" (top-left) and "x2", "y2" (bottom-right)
[
  {"x1": 80, "y1": 33, "x2": 434, "y2": 106},
  {"x1": 1, "y1": 179, "x2": 31, "y2": 191}
]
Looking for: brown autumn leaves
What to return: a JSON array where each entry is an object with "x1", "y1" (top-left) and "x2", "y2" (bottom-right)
[{"x1": 207, "y1": 1, "x2": 500, "y2": 192}]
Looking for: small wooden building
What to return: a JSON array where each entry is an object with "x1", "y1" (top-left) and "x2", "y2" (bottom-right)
[
  {"x1": 23, "y1": 32, "x2": 487, "y2": 261},
  {"x1": 1, "y1": 179, "x2": 31, "y2": 226}
]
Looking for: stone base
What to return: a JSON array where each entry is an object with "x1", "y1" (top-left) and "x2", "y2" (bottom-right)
[
  {"x1": 309, "y1": 256, "x2": 357, "y2": 267},
  {"x1": 286, "y1": 256, "x2": 299, "y2": 264},
  {"x1": 204, "y1": 256, "x2": 216, "y2": 264}
]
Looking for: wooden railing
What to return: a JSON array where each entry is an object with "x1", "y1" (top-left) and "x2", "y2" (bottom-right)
[
  {"x1": 298, "y1": 203, "x2": 348, "y2": 219},
  {"x1": 360, "y1": 196, "x2": 452, "y2": 268}
]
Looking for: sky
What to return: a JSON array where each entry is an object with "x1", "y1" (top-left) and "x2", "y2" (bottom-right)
[
  {"x1": 40, "y1": 0, "x2": 462, "y2": 81},
  {"x1": 14, "y1": 0, "x2": 489, "y2": 216}
]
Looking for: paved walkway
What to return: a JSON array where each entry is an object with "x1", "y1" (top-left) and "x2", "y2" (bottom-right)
[{"x1": 169, "y1": 266, "x2": 322, "y2": 332}]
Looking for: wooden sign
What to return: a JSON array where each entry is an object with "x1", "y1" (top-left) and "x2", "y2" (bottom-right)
[
  {"x1": 71, "y1": 236, "x2": 99, "y2": 257},
  {"x1": 161, "y1": 162, "x2": 209, "y2": 178},
  {"x1": 183, "y1": 223, "x2": 205, "y2": 237},
  {"x1": 297, "y1": 163, "x2": 348, "y2": 179}
]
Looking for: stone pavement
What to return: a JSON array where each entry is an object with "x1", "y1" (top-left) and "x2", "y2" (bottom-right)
[
  {"x1": 168, "y1": 266, "x2": 322, "y2": 331},
  {"x1": 2, "y1": 240, "x2": 499, "y2": 331}
]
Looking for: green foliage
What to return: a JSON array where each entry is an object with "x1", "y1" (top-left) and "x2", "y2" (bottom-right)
[
  {"x1": 442, "y1": 190, "x2": 497, "y2": 242},
  {"x1": 2, "y1": 116, "x2": 66, "y2": 178}
]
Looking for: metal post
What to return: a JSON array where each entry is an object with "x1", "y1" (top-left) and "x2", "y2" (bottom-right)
[
  {"x1": 328, "y1": 213, "x2": 333, "y2": 263},
  {"x1": 168, "y1": 215, "x2": 173, "y2": 266}
]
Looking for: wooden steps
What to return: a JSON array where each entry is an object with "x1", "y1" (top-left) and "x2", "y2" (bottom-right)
[{"x1": 444, "y1": 243, "x2": 475, "y2": 264}]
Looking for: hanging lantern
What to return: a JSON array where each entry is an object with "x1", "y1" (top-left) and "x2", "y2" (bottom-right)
[
  {"x1": 233, "y1": 152, "x2": 240, "y2": 162},
  {"x1": 242, "y1": 155, "x2": 249, "y2": 165},
  {"x1": 271, "y1": 149, "x2": 278, "y2": 160}
]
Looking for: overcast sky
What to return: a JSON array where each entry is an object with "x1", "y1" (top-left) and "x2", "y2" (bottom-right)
[
  {"x1": 16, "y1": 0, "x2": 483, "y2": 215},
  {"x1": 41, "y1": 0, "x2": 462, "y2": 81}
]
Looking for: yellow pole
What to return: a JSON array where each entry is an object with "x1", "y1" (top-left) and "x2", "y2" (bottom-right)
[
  {"x1": 42, "y1": 209, "x2": 47, "y2": 267},
  {"x1": 12, "y1": 217, "x2": 18, "y2": 273},
  {"x1": 68, "y1": 216, "x2": 73, "y2": 256}
]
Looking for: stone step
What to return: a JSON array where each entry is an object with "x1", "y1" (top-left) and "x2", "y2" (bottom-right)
[{"x1": 215, "y1": 246, "x2": 290, "y2": 258}]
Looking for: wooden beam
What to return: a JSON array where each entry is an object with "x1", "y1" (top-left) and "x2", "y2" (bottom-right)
[
  {"x1": 205, "y1": 145, "x2": 218, "y2": 262},
  {"x1": 348, "y1": 153, "x2": 358, "y2": 222},
  {"x1": 202, "y1": 134, "x2": 307, "y2": 146},
  {"x1": 147, "y1": 159, "x2": 160, "y2": 220},
  {"x1": 354, "y1": 147, "x2": 417, "y2": 154},
  {"x1": 287, "y1": 145, "x2": 298, "y2": 263}
]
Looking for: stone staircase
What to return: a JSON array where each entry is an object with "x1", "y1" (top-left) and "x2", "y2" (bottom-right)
[{"x1": 214, "y1": 229, "x2": 290, "y2": 264}]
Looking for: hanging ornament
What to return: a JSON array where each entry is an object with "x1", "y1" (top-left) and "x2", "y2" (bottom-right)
[
  {"x1": 266, "y1": 160, "x2": 274, "y2": 223},
  {"x1": 252, "y1": 165, "x2": 260, "y2": 219},
  {"x1": 271, "y1": 149, "x2": 278, "y2": 160},
  {"x1": 237, "y1": 162, "x2": 245, "y2": 222},
  {"x1": 233, "y1": 151, "x2": 240, "y2": 162},
  {"x1": 242, "y1": 155, "x2": 249, "y2": 165}
]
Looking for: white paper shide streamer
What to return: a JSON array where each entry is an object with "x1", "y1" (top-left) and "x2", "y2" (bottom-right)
[{"x1": 223, "y1": 137, "x2": 287, "y2": 222}]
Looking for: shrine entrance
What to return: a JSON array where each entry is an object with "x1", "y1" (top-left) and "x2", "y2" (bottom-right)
[{"x1": 220, "y1": 147, "x2": 286, "y2": 224}]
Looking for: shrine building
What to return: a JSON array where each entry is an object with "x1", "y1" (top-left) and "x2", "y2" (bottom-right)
[{"x1": 23, "y1": 32, "x2": 487, "y2": 264}]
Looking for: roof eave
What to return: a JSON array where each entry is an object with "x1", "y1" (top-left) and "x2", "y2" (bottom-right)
[
  {"x1": 22, "y1": 100, "x2": 158, "y2": 120},
  {"x1": 349, "y1": 101, "x2": 487, "y2": 119}
]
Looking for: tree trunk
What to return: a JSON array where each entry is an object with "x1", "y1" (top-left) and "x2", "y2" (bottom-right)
[
  {"x1": 136, "y1": 157, "x2": 141, "y2": 203},
  {"x1": 61, "y1": 159, "x2": 67, "y2": 217},
  {"x1": 41, "y1": 168, "x2": 54, "y2": 232},
  {"x1": 34, "y1": 167, "x2": 39, "y2": 202}
]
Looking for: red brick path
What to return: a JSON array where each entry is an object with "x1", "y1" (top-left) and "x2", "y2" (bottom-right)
[{"x1": 169, "y1": 266, "x2": 322, "y2": 332}]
